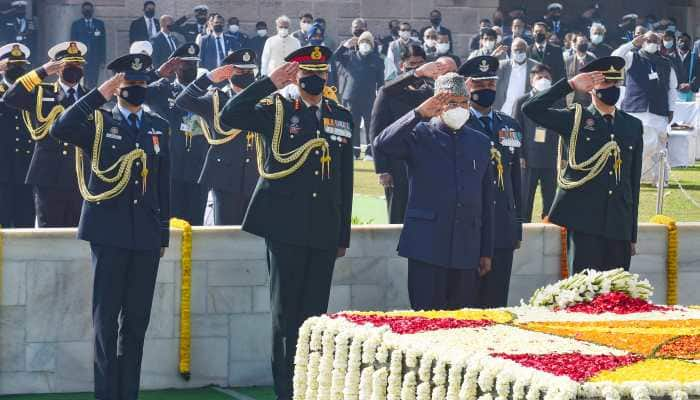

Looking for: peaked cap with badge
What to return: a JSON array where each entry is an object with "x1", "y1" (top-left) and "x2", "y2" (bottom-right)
[
  {"x1": 223, "y1": 48, "x2": 257, "y2": 69},
  {"x1": 285, "y1": 45, "x2": 332, "y2": 72},
  {"x1": 458, "y1": 55, "x2": 499, "y2": 80},
  {"x1": 107, "y1": 53, "x2": 152, "y2": 81},
  {"x1": 0, "y1": 43, "x2": 30, "y2": 64},
  {"x1": 48, "y1": 41, "x2": 87, "y2": 63},
  {"x1": 169, "y1": 42, "x2": 200, "y2": 61},
  {"x1": 580, "y1": 56, "x2": 626, "y2": 81}
]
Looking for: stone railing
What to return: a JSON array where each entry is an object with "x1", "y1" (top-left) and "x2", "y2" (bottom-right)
[{"x1": 1, "y1": 223, "x2": 699, "y2": 394}]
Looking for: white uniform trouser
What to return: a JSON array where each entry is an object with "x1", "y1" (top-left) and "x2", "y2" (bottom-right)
[{"x1": 628, "y1": 111, "x2": 669, "y2": 184}]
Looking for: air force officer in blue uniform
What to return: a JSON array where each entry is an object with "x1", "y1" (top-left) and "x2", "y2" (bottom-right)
[{"x1": 374, "y1": 72, "x2": 495, "y2": 310}]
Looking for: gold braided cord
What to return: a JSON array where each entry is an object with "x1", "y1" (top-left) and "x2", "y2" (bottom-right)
[
  {"x1": 197, "y1": 90, "x2": 246, "y2": 145},
  {"x1": 75, "y1": 110, "x2": 149, "y2": 202},
  {"x1": 490, "y1": 147, "x2": 504, "y2": 190},
  {"x1": 16, "y1": 70, "x2": 41, "y2": 92},
  {"x1": 255, "y1": 96, "x2": 330, "y2": 180},
  {"x1": 22, "y1": 84, "x2": 65, "y2": 141},
  {"x1": 557, "y1": 104, "x2": 622, "y2": 190}
]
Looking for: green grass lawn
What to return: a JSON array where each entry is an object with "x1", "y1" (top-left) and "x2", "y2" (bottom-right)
[{"x1": 352, "y1": 160, "x2": 700, "y2": 223}]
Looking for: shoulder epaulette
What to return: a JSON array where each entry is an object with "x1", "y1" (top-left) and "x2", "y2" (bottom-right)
[
  {"x1": 258, "y1": 96, "x2": 274, "y2": 106},
  {"x1": 17, "y1": 70, "x2": 43, "y2": 92}
]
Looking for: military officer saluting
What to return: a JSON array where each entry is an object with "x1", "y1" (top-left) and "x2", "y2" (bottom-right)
[
  {"x1": 50, "y1": 52, "x2": 170, "y2": 400},
  {"x1": 146, "y1": 43, "x2": 208, "y2": 225},
  {"x1": 461, "y1": 56, "x2": 523, "y2": 308},
  {"x1": 374, "y1": 72, "x2": 495, "y2": 310},
  {"x1": 4, "y1": 41, "x2": 89, "y2": 227},
  {"x1": 219, "y1": 45, "x2": 353, "y2": 400},
  {"x1": 0, "y1": 43, "x2": 35, "y2": 227},
  {"x1": 176, "y1": 48, "x2": 259, "y2": 225},
  {"x1": 523, "y1": 57, "x2": 642, "y2": 272}
]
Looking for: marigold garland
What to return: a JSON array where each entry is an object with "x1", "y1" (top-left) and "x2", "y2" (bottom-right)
[
  {"x1": 650, "y1": 215, "x2": 678, "y2": 305},
  {"x1": 170, "y1": 218, "x2": 192, "y2": 380}
]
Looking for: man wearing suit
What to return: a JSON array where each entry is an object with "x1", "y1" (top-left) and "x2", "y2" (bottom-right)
[
  {"x1": 173, "y1": 5, "x2": 209, "y2": 43},
  {"x1": 176, "y1": 49, "x2": 260, "y2": 225},
  {"x1": 544, "y1": 3, "x2": 568, "y2": 45},
  {"x1": 531, "y1": 22, "x2": 566, "y2": 83},
  {"x1": 199, "y1": 14, "x2": 241, "y2": 71},
  {"x1": 523, "y1": 57, "x2": 642, "y2": 272},
  {"x1": 374, "y1": 72, "x2": 494, "y2": 310},
  {"x1": 129, "y1": 1, "x2": 159, "y2": 44},
  {"x1": 150, "y1": 15, "x2": 179, "y2": 68},
  {"x1": 4, "y1": 41, "x2": 89, "y2": 227},
  {"x1": 512, "y1": 64, "x2": 561, "y2": 222},
  {"x1": 565, "y1": 33, "x2": 597, "y2": 107},
  {"x1": 50, "y1": 52, "x2": 170, "y2": 400},
  {"x1": 462, "y1": 56, "x2": 523, "y2": 308},
  {"x1": 70, "y1": 2, "x2": 106, "y2": 87},
  {"x1": 2, "y1": 1, "x2": 36, "y2": 63},
  {"x1": 670, "y1": 33, "x2": 699, "y2": 101},
  {"x1": 495, "y1": 38, "x2": 538, "y2": 115}
]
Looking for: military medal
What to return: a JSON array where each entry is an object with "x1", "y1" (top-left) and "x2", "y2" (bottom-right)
[{"x1": 152, "y1": 135, "x2": 160, "y2": 154}]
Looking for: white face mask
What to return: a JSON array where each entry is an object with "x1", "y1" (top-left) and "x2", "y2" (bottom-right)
[
  {"x1": 590, "y1": 33, "x2": 604, "y2": 45},
  {"x1": 399, "y1": 31, "x2": 410, "y2": 40},
  {"x1": 278, "y1": 28, "x2": 289, "y2": 37},
  {"x1": 436, "y1": 43, "x2": 450, "y2": 54},
  {"x1": 643, "y1": 42, "x2": 659, "y2": 54},
  {"x1": 441, "y1": 107, "x2": 470, "y2": 130},
  {"x1": 483, "y1": 40, "x2": 496, "y2": 51},
  {"x1": 257, "y1": 29, "x2": 267, "y2": 37},
  {"x1": 425, "y1": 39, "x2": 437, "y2": 48},
  {"x1": 229, "y1": 25, "x2": 239, "y2": 33},
  {"x1": 300, "y1": 22, "x2": 310, "y2": 32},
  {"x1": 533, "y1": 78, "x2": 552, "y2": 92},
  {"x1": 513, "y1": 51, "x2": 527, "y2": 64},
  {"x1": 663, "y1": 40, "x2": 674, "y2": 49},
  {"x1": 358, "y1": 42, "x2": 372, "y2": 55}
]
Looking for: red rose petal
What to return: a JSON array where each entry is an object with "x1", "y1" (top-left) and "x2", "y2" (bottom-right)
[{"x1": 330, "y1": 313, "x2": 494, "y2": 334}]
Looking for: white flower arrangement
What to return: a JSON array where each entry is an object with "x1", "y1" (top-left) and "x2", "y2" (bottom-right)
[{"x1": 528, "y1": 268, "x2": 653, "y2": 309}]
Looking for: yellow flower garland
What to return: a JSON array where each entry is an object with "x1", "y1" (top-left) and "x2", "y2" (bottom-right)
[
  {"x1": 650, "y1": 215, "x2": 678, "y2": 305},
  {"x1": 170, "y1": 218, "x2": 192, "y2": 380}
]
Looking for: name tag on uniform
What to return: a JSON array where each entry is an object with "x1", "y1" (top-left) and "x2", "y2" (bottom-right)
[
  {"x1": 94, "y1": 30, "x2": 101, "y2": 36},
  {"x1": 534, "y1": 127, "x2": 547, "y2": 143},
  {"x1": 106, "y1": 133, "x2": 122, "y2": 140},
  {"x1": 180, "y1": 122, "x2": 189, "y2": 132},
  {"x1": 649, "y1": 71, "x2": 659, "y2": 80},
  {"x1": 42, "y1": 97, "x2": 55, "y2": 102},
  {"x1": 152, "y1": 135, "x2": 160, "y2": 154},
  {"x1": 16, "y1": 36, "x2": 22, "y2": 41},
  {"x1": 323, "y1": 118, "x2": 352, "y2": 138}
]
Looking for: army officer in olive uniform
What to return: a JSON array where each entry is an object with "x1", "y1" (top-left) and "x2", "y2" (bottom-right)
[
  {"x1": 219, "y1": 45, "x2": 353, "y2": 400},
  {"x1": 4, "y1": 41, "x2": 89, "y2": 227},
  {"x1": 0, "y1": 43, "x2": 35, "y2": 227},
  {"x1": 176, "y1": 48, "x2": 259, "y2": 225},
  {"x1": 146, "y1": 42, "x2": 208, "y2": 225},
  {"x1": 50, "y1": 52, "x2": 170, "y2": 400},
  {"x1": 462, "y1": 56, "x2": 523, "y2": 308},
  {"x1": 523, "y1": 56, "x2": 642, "y2": 272}
]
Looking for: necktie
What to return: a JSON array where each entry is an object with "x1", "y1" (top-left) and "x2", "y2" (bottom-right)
[
  {"x1": 128, "y1": 114, "x2": 139, "y2": 137},
  {"x1": 67, "y1": 88, "x2": 76, "y2": 105},
  {"x1": 603, "y1": 114, "x2": 614, "y2": 132},
  {"x1": 216, "y1": 37, "x2": 226, "y2": 64},
  {"x1": 86, "y1": 19, "x2": 91, "y2": 30},
  {"x1": 147, "y1": 18, "x2": 153, "y2": 38},
  {"x1": 167, "y1": 35, "x2": 176, "y2": 52},
  {"x1": 479, "y1": 116, "x2": 493, "y2": 136}
]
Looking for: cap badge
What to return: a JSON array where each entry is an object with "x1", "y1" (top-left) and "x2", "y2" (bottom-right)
[
  {"x1": 132, "y1": 57, "x2": 143, "y2": 71},
  {"x1": 311, "y1": 47, "x2": 322, "y2": 60},
  {"x1": 242, "y1": 52, "x2": 251, "y2": 62},
  {"x1": 188, "y1": 45, "x2": 196, "y2": 55},
  {"x1": 479, "y1": 59, "x2": 489, "y2": 72},
  {"x1": 67, "y1": 42, "x2": 79, "y2": 55},
  {"x1": 10, "y1": 45, "x2": 22, "y2": 57}
]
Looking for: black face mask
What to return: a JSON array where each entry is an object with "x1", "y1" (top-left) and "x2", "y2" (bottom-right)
[
  {"x1": 231, "y1": 73, "x2": 255, "y2": 89},
  {"x1": 493, "y1": 17, "x2": 503, "y2": 26},
  {"x1": 430, "y1": 17, "x2": 442, "y2": 26},
  {"x1": 144, "y1": 9, "x2": 155, "y2": 18},
  {"x1": 196, "y1": 15, "x2": 207, "y2": 24},
  {"x1": 594, "y1": 86, "x2": 620, "y2": 106},
  {"x1": 551, "y1": 15, "x2": 560, "y2": 21},
  {"x1": 576, "y1": 43, "x2": 589, "y2": 53},
  {"x1": 120, "y1": 85, "x2": 147, "y2": 107},
  {"x1": 213, "y1": 24, "x2": 224, "y2": 33},
  {"x1": 299, "y1": 74, "x2": 325, "y2": 96},
  {"x1": 535, "y1": 32, "x2": 547, "y2": 44},
  {"x1": 470, "y1": 89, "x2": 496, "y2": 108},
  {"x1": 61, "y1": 66, "x2": 83, "y2": 84},
  {"x1": 178, "y1": 67, "x2": 197, "y2": 85},
  {"x1": 82, "y1": 9, "x2": 94, "y2": 18},
  {"x1": 14, "y1": 7, "x2": 25, "y2": 17},
  {"x1": 5, "y1": 66, "x2": 25, "y2": 83},
  {"x1": 680, "y1": 42, "x2": 691, "y2": 51},
  {"x1": 353, "y1": 29, "x2": 365, "y2": 37},
  {"x1": 390, "y1": 26, "x2": 399, "y2": 36}
]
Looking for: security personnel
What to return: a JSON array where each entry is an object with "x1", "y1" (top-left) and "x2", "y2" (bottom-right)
[
  {"x1": 0, "y1": 43, "x2": 34, "y2": 227},
  {"x1": 50, "y1": 52, "x2": 170, "y2": 400},
  {"x1": 219, "y1": 45, "x2": 353, "y2": 400},
  {"x1": 146, "y1": 43, "x2": 208, "y2": 225},
  {"x1": 176, "y1": 48, "x2": 259, "y2": 225},
  {"x1": 523, "y1": 57, "x2": 642, "y2": 273},
  {"x1": 4, "y1": 41, "x2": 89, "y2": 227},
  {"x1": 1, "y1": 1, "x2": 35, "y2": 62},
  {"x1": 374, "y1": 72, "x2": 494, "y2": 310},
  {"x1": 462, "y1": 56, "x2": 523, "y2": 308}
]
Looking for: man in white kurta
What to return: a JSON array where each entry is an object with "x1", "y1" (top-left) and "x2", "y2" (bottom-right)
[{"x1": 260, "y1": 15, "x2": 300, "y2": 76}]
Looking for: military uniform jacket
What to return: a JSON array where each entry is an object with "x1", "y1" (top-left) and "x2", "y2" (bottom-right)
[
  {"x1": 175, "y1": 74, "x2": 259, "y2": 195},
  {"x1": 513, "y1": 92, "x2": 564, "y2": 170},
  {"x1": 220, "y1": 77, "x2": 354, "y2": 250},
  {"x1": 0, "y1": 81, "x2": 34, "y2": 184},
  {"x1": 375, "y1": 110, "x2": 495, "y2": 269},
  {"x1": 3, "y1": 69, "x2": 88, "y2": 189},
  {"x1": 49, "y1": 89, "x2": 170, "y2": 250},
  {"x1": 466, "y1": 110, "x2": 523, "y2": 250},
  {"x1": 522, "y1": 78, "x2": 643, "y2": 242},
  {"x1": 147, "y1": 78, "x2": 208, "y2": 184}
]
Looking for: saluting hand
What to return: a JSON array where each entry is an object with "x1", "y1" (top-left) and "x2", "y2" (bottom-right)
[
  {"x1": 416, "y1": 92, "x2": 451, "y2": 119},
  {"x1": 269, "y1": 61, "x2": 299, "y2": 89},
  {"x1": 415, "y1": 61, "x2": 449, "y2": 80},
  {"x1": 98, "y1": 73, "x2": 125, "y2": 101},
  {"x1": 568, "y1": 71, "x2": 605, "y2": 93},
  {"x1": 210, "y1": 64, "x2": 234, "y2": 83},
  {"x1": 157, "y1": 57, "x2": 182, "y2": 78},
  {"x1": 491, "y1": 45, "x2": 508, "y2": 58},
  {"x1": 0, "y1": 59, "x2": 8, "y2": 73},
  {"x1": 632, "y1": 34, "x2": 646, "y2": 48},
  {"x1": 42, "y1": 59, "x2": 64, "y2": 76},
  {"x1": 479, "y1": 257, "x2": 492, "y2": 277}
]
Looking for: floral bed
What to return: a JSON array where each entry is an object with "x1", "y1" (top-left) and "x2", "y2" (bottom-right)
[{"x1": 293, "y1": 269, "x2": 700, "y2": 400}]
